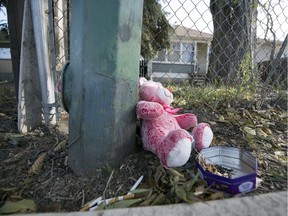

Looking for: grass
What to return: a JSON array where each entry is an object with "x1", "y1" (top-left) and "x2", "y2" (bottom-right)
[{"x1": 168, "y1": 81, "x2": 256, "y2": 111}]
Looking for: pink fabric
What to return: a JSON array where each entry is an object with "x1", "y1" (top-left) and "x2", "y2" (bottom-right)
[
  {"x1": 174, "y1": 113, "x2": 198, "y2": 130},
  {"x1": 137, "y1": 104, "x2": 192, "y2": 168},
  {"x1": 137, "y1": 101, "x2": 164, "y2": 119},
  {"x1": 137, "y1": 78, "x2": 213, "y2": 168},
  {"x1": 163, "y1": 105, "x2": 182, "y2": 114},
  {"x1": 139, "y1": 81, "x2": 165, "y2": 105},
  {"x1": 192, "y1": 123, "x2": 211, "y2": 152}
]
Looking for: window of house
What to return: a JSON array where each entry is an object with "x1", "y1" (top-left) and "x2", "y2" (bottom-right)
[
  {"x1": 167, "y1": 42, "x2": 180, "y2": 62},
  {"x1": 154, "y1": 42, "x2": 195, "y2": 64},
  {"x1": 155, "y1": 50, "x2": 166, "y2": 61},
  {"x1": 181, "y1": 43, "x2": 194, "y2": 63}
]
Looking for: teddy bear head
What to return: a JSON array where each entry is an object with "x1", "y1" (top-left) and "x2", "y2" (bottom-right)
[{"x1": 138, "y1": 77, "x2": 173, "y2": 106}]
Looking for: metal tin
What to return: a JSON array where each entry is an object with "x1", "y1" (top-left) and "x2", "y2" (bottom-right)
[{"x1": 196, "y1": 146, "x2": 257, "y2": 194}]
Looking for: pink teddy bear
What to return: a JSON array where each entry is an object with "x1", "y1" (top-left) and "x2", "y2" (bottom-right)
[{"x1": 136, "y1": 78, "x2": 213, "y2": 169}]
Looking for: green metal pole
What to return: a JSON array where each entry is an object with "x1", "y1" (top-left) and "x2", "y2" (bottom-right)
[{"x1": 63, "y1": 0, "x2": 143, "y2": 175}]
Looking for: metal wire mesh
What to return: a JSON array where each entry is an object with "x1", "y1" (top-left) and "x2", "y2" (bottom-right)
[
  {"x1": 50, "y1": 0, "x2": 287, "y2": 108},
  {"x1": 51, "y1": 0, "x2": 70, "y2": 81}
]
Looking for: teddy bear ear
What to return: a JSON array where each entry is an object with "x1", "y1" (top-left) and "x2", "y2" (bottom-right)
[{"x1": 139, "y1": 77, "x2": 148, "y2": 87}]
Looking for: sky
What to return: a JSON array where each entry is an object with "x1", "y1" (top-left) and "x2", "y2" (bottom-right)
[
  {"x1": 0, "y1": 0, "x2": 287, "y2": 41},
  {"x1": 0, "y1": 6, "x2": 7, "y2": 24}
]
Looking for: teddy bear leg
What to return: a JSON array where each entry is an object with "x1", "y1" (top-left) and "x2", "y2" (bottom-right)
[
  {"x1": 192, "y1": 123, "x2": 213, "y2": 152},
  {"x1": 159, "y1": 129, "x2": 193, "y2": 168},
  {"x1": 166, "y1": 137, "x2": 192, "y2": 168}
]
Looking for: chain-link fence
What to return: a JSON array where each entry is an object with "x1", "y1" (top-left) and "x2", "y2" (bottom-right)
[
  {"x1": 50, "y1": 0, "x2": 70, "y2": 81},
  {"x1": 50, "y1": 0, "x2": 287, "y2": 109}
]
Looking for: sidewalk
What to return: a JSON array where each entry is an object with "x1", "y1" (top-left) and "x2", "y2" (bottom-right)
[{"x1": 16, "y1": 191, "x2": 287, "y2": 216}]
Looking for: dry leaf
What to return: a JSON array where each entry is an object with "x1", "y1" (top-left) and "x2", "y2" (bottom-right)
[
  {"x1": 207, "y1": 191, "x2": 224, "y2": 200},
  {"x1": 0, "y1": 187, "x2": 18, "y2": 192},
  {"x1": 279, "y1": 112, "x2": 288, "y2": 119},
  {"x1": 154, "y1": 165, "x2": 165, "y2": 183},
  {"x1": 151, "y1": 193, "x2": 165, "y2": 205},
  {"x1": 2, "y1": 151, "x2": 24, "y2": 163},
  {"x1": 0, "y1": 199, "x2": 36, "y2": 214},
  {"x1": 53, "y1": 139, "x2": 67, "y2": 152},
  {"x1": 175, "y1": 187, "x2": 187, "y2": 201},
  {"x1": 140, "y1": 193, "x2": 157, "y2": 206},
  {"x1": 243, "y1": 126, "x2": 256, "y2": 136},
  {"x1": 263, "y1": 127, "x2": 272, "y2": 135},
  {"x1": 218, "y1": 115, "x2": 229, "y2": 123},
  {"x1": 29, "y1": 153, "x2": 47, "y2": 174},
  {"x1": 208, "y1": 121, "x2": 217, "y2": 125},
  {"x1": 183, "y1": 173, "x2": 199, "y2": 191},
  {"x1": 194, "y1": 185, "x2": 205, "y2": 196},
  {"x1": 256, "y1": 128, "x2": 268, "y2": 137},
  {"x1": 169, "y1": 169, "x2": 185, "y2": 179},
  {"x1": 106, "y1": 198, "x2": 143, "y2": 209},
  {"x1": 256, "y1": 110, "x2": 271, "y2": 119}
]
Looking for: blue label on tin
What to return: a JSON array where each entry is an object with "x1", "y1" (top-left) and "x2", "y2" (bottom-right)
[{"x1": 238, "y1": 181, "x2": 254, "y2": 193}]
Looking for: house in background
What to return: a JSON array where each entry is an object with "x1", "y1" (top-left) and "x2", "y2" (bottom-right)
[
  {"x1": 255, "y1": 38, "x2": 288, "y2": 62},
  {"x1": 1, "y1": 23, "x2": 286, "y2": 82},
  {"x1": 0, "y1": 47, "x2": 13, "y2": 81},
  {"x1": 150, "y1": 25, "x2": 213, "y2": 81},
  {"x1": 0, "y1": 18, "x2": 13, "y2": 81},
  {"x1": 149, "y1": 25, "x2": 287, "y2": 82}
]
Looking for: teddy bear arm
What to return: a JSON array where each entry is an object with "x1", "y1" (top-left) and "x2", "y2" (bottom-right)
[
  {"x1": 174, "y1": 114, "x2": 198, "y2": 130},
  {"x1": 136, "y1": 101, "x2": 164, "y2": 119}
]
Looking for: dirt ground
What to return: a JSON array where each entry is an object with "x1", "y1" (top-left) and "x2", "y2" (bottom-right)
[{"x1": 0, "y1": 81, "x2": 287, "y2": 213}]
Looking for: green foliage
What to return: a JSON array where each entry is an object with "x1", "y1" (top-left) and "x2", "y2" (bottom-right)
[
  {"x1": 235, "y1": 53, "x2": 259, "y2": 96},
  {"x1": 0, "y1": 28, "x2": 9, "y2": 42},
  {"x1": 166, "y1": 54, "x2": 263, "y2": 111},
  {"x1": 141, "y1": 0, "x2": 172, "y2": 60},
  {"x1": 101, "y1": 163, "x2": 114, "y2": 175},
  {"x1": 169, "y1": 81, "x2": 256, "y2": 111}
]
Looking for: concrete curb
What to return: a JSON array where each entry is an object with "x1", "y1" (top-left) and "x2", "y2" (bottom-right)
[{"x1": 16, "y1": 191, "x2": 287, "y2": 216}]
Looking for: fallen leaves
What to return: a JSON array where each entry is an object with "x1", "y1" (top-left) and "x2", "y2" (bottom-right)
[
  {"x1": 28, "y1": 153, "x2": 47, "y2": 175},
  {"x1": 139, "y1": 166, "x2": 228, "y2": 206},
  {"x1": 53, "y1": 139, "x2": 67, "y2": 152},
  {"x1": 243, "y1": 126, "x2": 257, "y2": 136},
  {"x1": 27, "y1": 138, "x2": 67, "y2": 176},
  {"x1": 255, "y1": 128, "x2": 268, "y2": 137},
  {"x1": 0, "y1": 199, "x2": 36, "y2": 214},
  {"x1": 208, "y1": 103, "x2": 287, "y2": 194},
  {"x1": 1, "y1": 83, "x2": 287, "y2": 212},
  {"x1": 198, "y1": 158, "x2": 235, "y2": 179}
]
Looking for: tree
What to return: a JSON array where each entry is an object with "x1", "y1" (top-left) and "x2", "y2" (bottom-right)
[
  {"x1": 141, "y1": 0, "x2": 172, "y2": 60},
  {"x1": 4, "y1": 0, "x2": 25, "y2": 100},
  {"x1": 258, "y1": 1, "x2": 288, "y2": 88},
  {"x1": 0, "y1": 22, "x2": 8, "y2": 41},
  {"x1": 207, "y1": 0, "x2": 257, "y2": 85},
  {"x1": 3, "y1": 0, "x2": 171, "y2": 103}
]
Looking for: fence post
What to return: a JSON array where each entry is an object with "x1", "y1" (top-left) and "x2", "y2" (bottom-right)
[
  {"x1": 63, "y1": 0, "x2": 143, "y2": 175},
  {"x1": 31, "y1": 0, "x2": 57, "y2": 126},
  {"x1": 18, "y1": 0, "x2": 42, "y2": 133}
]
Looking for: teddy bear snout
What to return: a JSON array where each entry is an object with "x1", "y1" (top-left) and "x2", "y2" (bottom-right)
[{"x1": 156, "y1": 88, "x2": 173, "y2": 105}]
